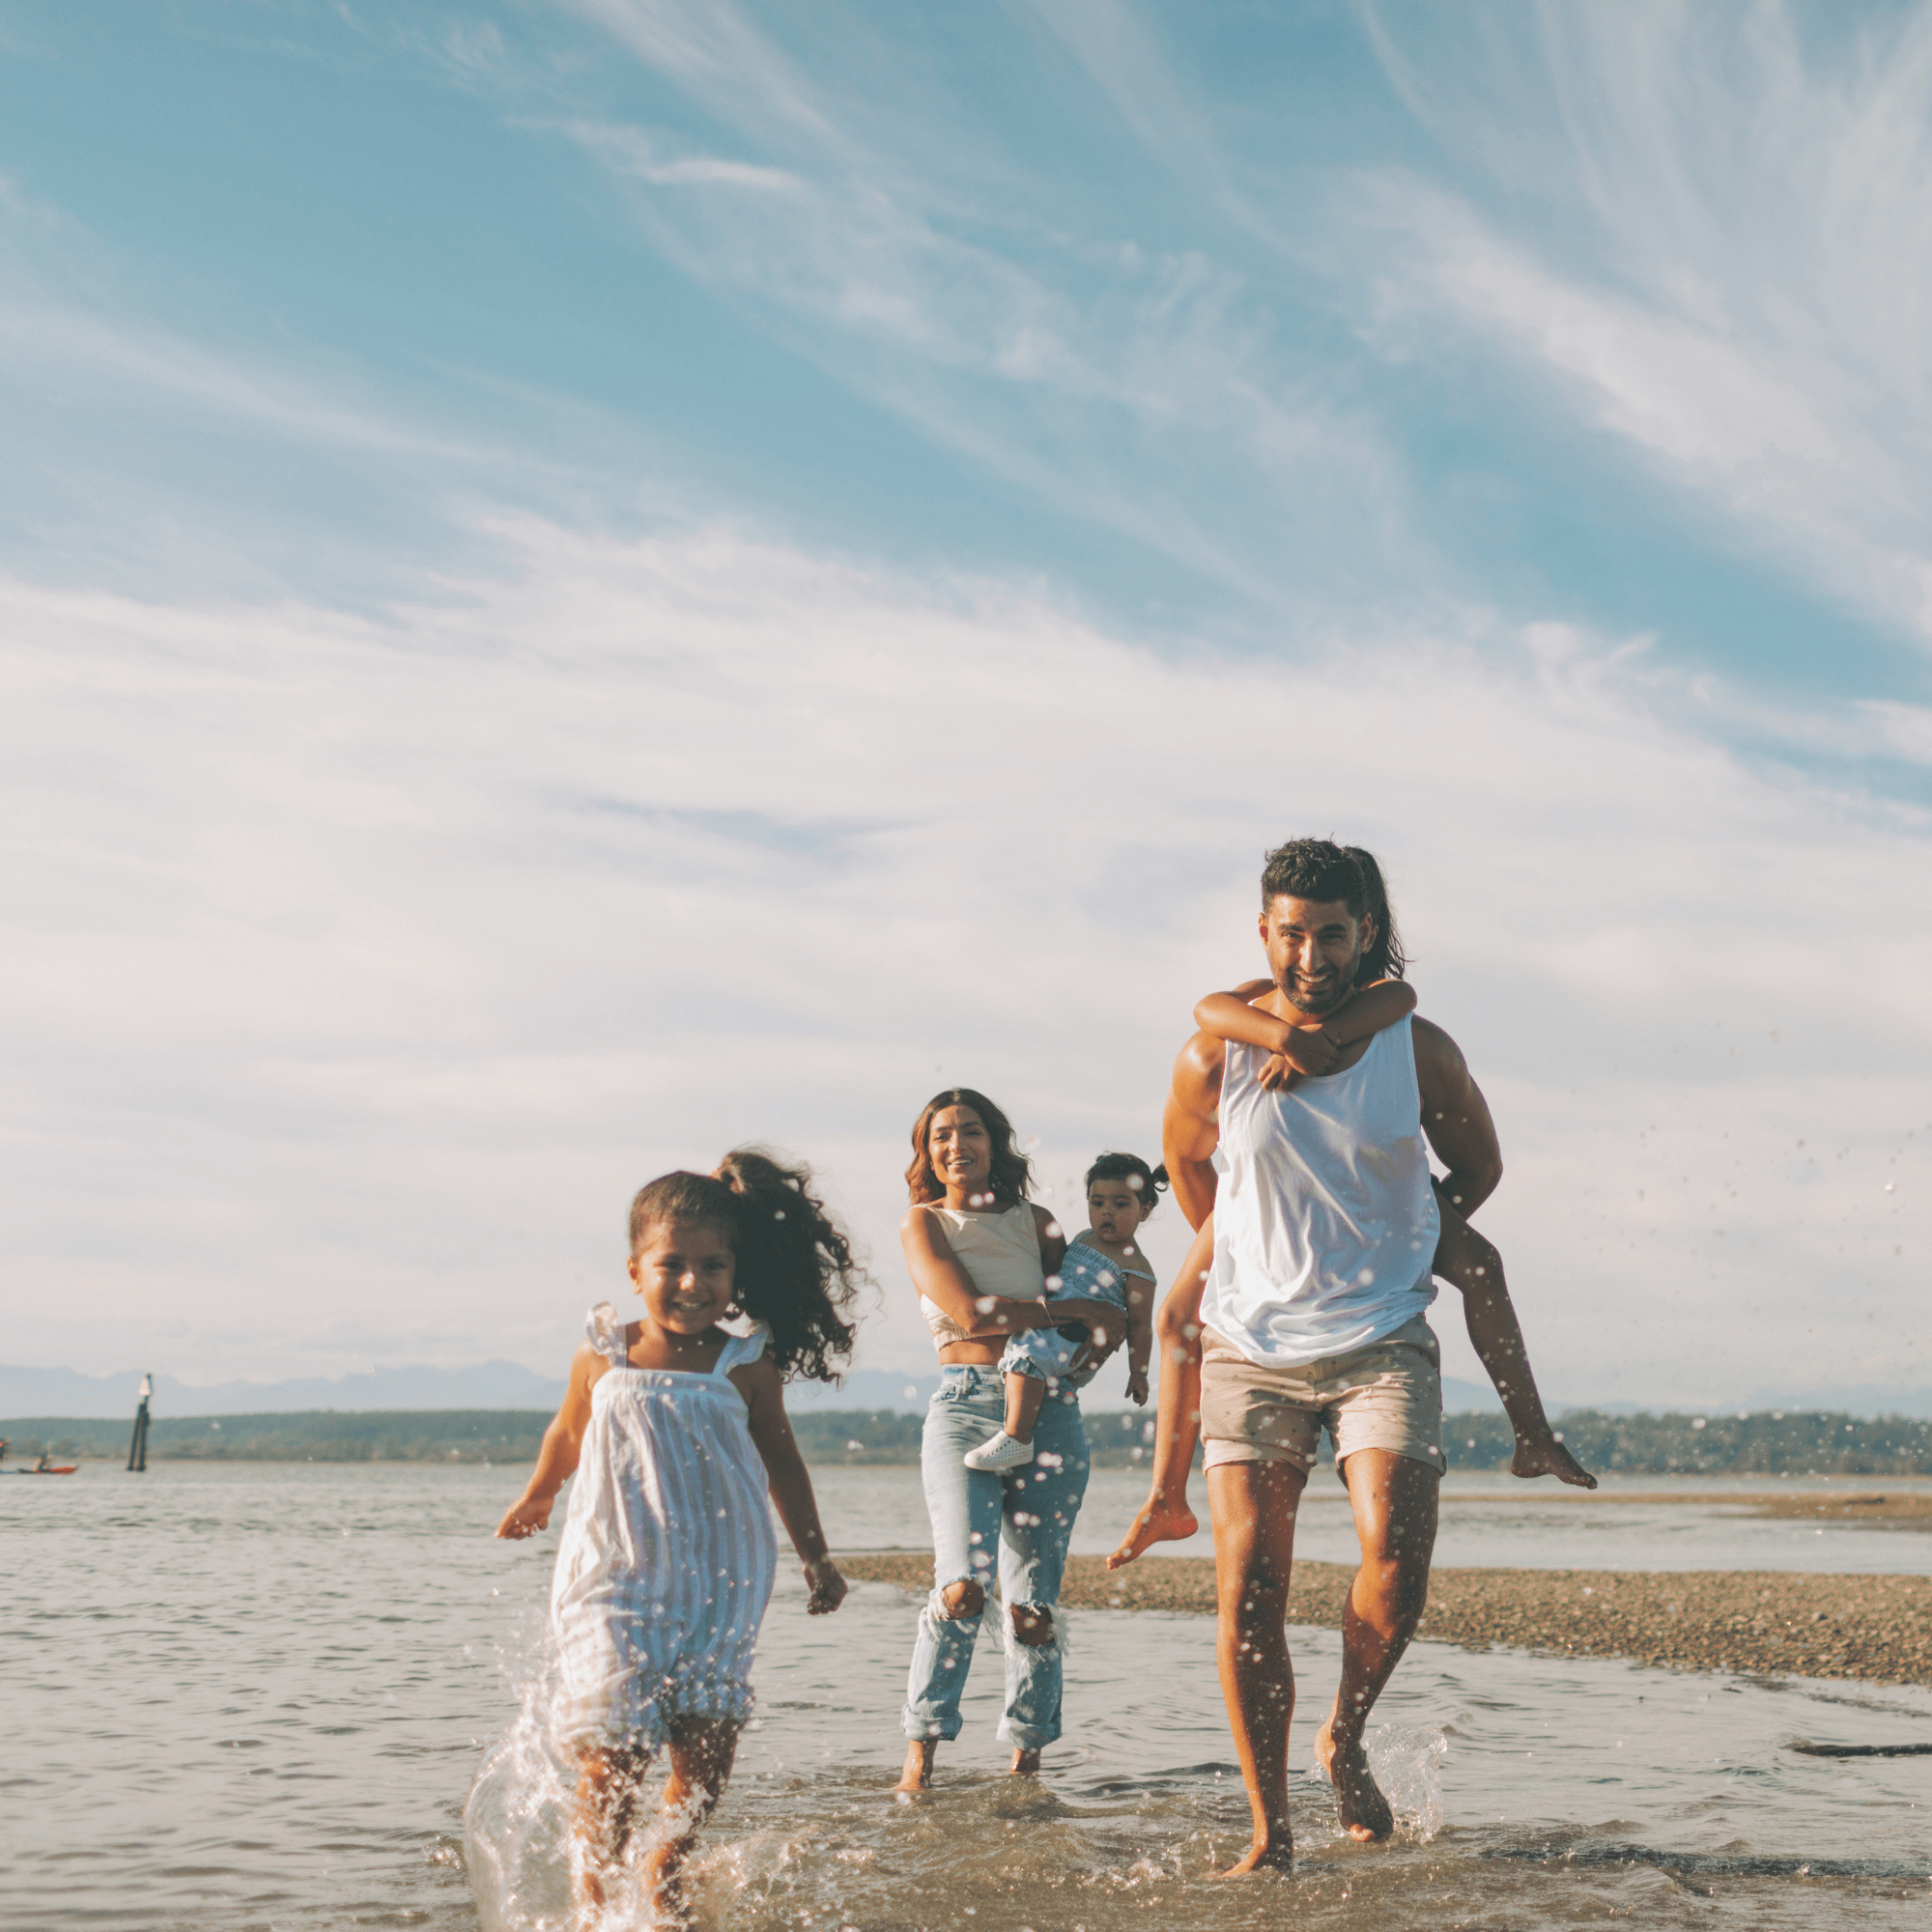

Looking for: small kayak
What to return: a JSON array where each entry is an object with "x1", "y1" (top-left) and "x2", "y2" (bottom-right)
[{"x1": 4, "y1": 1465, "x2": 79, "y2": 1475}]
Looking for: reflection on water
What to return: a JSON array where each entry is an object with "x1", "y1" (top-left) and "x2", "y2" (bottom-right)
[{"x1": 6, "y1": 1463, "x2": 1929, "y2": 1932}]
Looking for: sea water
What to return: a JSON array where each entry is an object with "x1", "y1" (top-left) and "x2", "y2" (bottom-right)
[{"x1": 6, "y1": 1463, "x2": 1930, "y2": 1931}]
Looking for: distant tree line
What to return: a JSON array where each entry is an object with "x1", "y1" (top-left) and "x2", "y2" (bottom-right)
[{"x1": 6, "y1": 1406, "x2": 1930, "y2": 1473}]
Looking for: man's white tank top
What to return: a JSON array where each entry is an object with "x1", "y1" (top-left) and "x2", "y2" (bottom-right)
[{"x1": 1201, "y1": 1019, "x2": 1440, "y2": 1367}]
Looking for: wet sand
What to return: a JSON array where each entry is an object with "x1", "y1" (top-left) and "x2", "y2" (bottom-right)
[{"x1": 838, "y1": 1551, "x2": 1932, "y2": 1687}]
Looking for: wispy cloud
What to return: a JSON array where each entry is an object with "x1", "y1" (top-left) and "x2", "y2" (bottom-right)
[
  {"x1": 1362, "y1": 0, "x2": 1932, "y2": 645},
  {"x1": 4, "y1": 521, "x2": 1927, "y2": 1398}
]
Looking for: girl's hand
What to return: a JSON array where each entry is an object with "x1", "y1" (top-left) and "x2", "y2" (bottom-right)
[
  {"x1": 496, "y1": 1493, "x2": 554, "y2": 1540},
  {"x1": 1275, "y1": 1026, "x2": 1340, "y2": 1078},
  {"x1": 1126, "y1": 1370, "x2": 1151, "y2": 1406},
  {"x1": 1257, "y1": 1052, "x2": 1303, "y2": 1093},
  {"x1": 803, "y1": 1557, "x2": 846, "y2": 1614}
]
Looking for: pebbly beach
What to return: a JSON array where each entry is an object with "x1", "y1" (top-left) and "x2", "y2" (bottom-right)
[{"x1": 838, "y1": 1548, "x2": 1932, "y2": 1689}]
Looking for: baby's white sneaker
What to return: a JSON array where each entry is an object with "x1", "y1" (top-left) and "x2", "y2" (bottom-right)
[{"x1": 963, "y1": 1431, "x2": 1035, "y2": 1471}]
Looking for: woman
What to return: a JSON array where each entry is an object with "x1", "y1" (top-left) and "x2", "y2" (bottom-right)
[{"x1": 895, "y1": 1088, "x2": 1127, "y2": 1792}]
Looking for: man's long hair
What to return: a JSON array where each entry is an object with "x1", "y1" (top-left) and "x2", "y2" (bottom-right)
[{"x1": 1260, "y1": 838, "x2": 1406, "y2": 982}]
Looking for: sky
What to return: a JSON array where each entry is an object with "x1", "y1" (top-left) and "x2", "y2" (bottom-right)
[{"x1": 3, "y1": 0, "x2": 1930, "y2": 1410}]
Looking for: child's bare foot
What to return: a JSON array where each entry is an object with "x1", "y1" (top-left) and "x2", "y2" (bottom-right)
[
  {"x1": 1217, "y1": 1832, "x2": 1294, "y2": 1875},
  {"x1": 1105, "y1": 1494, "x2": 1198, "y2": 1569},
  {"x1": 1009, "y1": 1747, "x2": 1041, "y2": 1776},
  {"x1": 895, "y1": 1738, "x2": 937, "y2": 1797},
  {"x1": 1511, "y1": 1434, "x2": 1598, "y2": 1489},
  {"x1": 1314, "y1": 1718, "x2": 1394, "y2": 1841}
]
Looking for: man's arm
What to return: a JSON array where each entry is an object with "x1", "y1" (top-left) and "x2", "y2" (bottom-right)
[
  {"x1": 1410, "y1": 1016, "x2": 1502, "y2": 1216},
  {"x1": 1162, "y1": 1032, "x2": 1225, "y2": 1231}
]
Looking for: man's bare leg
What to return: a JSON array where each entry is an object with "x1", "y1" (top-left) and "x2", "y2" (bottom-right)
[
  {"x1": 641, "y1": 1718, "x2": 737, "y2": 1926},
  {"x1": 1109, "y1": 1293, "x2": 1205, "y2": 1568},
  {"x1": 1002, "y1": 1372, "x2": 1048, "y2": 1443},
  {"x1": 1206, "y1": 1458, "x2": 1306, "y2": 1874},
  {"x1": 1313, "y1": 1449, "x2": 1438, "y2": 1841}
]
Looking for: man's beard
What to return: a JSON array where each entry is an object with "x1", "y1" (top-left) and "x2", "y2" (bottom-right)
[{"x1": 1281, "y1": 950, "x2": 1361, "y2": 1018}]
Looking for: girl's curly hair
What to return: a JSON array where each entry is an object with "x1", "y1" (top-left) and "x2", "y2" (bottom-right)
[
  {"x1": 627, "y1": 1147, "x2": 863, "y2": 1383},
  {"x1": 903, "y1": 1087, "x2": 1035, "y2": 1207}
]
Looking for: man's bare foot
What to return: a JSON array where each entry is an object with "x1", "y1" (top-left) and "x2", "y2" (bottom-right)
[
  {"x1": 1105, "y1": 1494, "x2": 1198, "y2": 1569},
  {"x1": 1216, "y1": 1833, "x2": 1294, "y2": 1875},
  {"x1": 1009, "y1": 1747, "x2": 1041, "y2": 1776},
  {"x1": 895, "y1": 1739, "x2": 937, "y2": 1797},
  {"x1": 1511, "y1": 1434, "x2": 1598, "y2": 1490},
  {"x1": 1314, "y1": 1718, "x2": 1394, "y2": 1842}
]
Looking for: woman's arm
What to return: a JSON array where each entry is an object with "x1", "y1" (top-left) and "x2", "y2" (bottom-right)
[
  {"x1": 737, "y1": 1358, "x2": 846, "y2": 1611},
  {"x1": 1032, "y1": 1202, "x2": 1067, "y2": 1279},
  {"x1": 496, "y1": 1342, "x2": 604, "y2": 1538},
  {"x1": 899, "y1": 1205, "x2": 1060, "y2": 1339}
]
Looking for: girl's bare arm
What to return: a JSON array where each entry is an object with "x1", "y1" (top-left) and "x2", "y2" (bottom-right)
[
  {"x1": 496, "y1": 1341, "x2": 604, "y2": 1538},
  {"x1": 737, "y1": 1358, "x2": 846, "y2": 1611},
  {"x1": 1194, "y1": 977, "x2": 1419, "y2": 1079}
]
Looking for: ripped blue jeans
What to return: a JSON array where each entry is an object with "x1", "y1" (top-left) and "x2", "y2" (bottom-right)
[{"x1": 901, "y1": 1365, "x2": 1091, "y2": 1749}]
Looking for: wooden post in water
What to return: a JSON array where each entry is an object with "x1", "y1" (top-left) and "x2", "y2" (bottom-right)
[{"x1": 128, "y1": 1374, "x2": 151, "y2": 1473}]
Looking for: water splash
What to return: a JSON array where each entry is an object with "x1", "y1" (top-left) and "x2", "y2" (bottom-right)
[
  {"x1": 464, "y1": 1610, "x2": 576, "y2": 1932},
  {"x1": 1364, "y1": 1723, "x2": 1447, "y2": 1840}
]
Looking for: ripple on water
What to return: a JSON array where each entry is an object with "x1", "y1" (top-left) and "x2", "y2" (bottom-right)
[{"x1": 9, "y1": 1463, "x2": 1932, "y2": 1932}]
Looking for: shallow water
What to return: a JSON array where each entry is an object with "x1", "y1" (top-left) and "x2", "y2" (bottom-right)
[
  {"x1": 7, "y1": 1463, "x2": 1930, "y2": 1931},
  {"x1": 814, "y1": 1464, "x2": 1932, "y2": 1575}
]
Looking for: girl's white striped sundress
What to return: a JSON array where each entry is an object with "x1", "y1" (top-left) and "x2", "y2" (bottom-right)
[{"x1": 549, "y1": 1303, "x2": 780, "y2": 1750}]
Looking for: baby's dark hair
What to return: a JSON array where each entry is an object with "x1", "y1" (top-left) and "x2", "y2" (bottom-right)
[
  {"x1": 627, "y1": 1147, "x2": 863, "y2": 1383},
  {"x1": 1084, "y1": 1151, "x2": 1169, "y2": 1210}
]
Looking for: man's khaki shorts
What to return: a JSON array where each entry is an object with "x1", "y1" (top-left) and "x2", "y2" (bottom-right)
[{"x1": 1198, "y1": 1314, "x2": 1444, "y2": 1480}]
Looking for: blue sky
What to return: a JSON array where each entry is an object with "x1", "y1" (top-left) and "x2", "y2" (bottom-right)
[{"x1": 3, "y1": 1, "x2": 1929, "y2": 1406}]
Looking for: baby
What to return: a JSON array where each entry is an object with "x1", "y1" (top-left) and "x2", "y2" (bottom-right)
[{"x1": 963, "y1": 1151, "x2": 1161, "y2": 1471}]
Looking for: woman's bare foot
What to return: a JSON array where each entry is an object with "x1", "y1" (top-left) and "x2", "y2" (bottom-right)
[
  {"x1": 1217, "y1": 1833, "x2": 1294, "y2": 1875},
  {"x1": 1105, "y1": 1494, "x2": 1199, "y2": 1569},
  {"x1": 1511, "y1": 1434, "x2": 1598, "y2": 1489},
  {"x1": 1314, "y1": 1718, "x2": 1394, "y2": 1841},
  {"x1": 895, "y1": 1739, "x2": 937, "y2": 1797},
  {"x1": 1009, "y1": 1747, "x2": 1041, "y2": 1776}
]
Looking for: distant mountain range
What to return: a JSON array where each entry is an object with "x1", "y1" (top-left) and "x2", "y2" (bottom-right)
[
  {"x1": 2, "y1": 1359, "x2": 1507, "y2": 1419},
  {"x1": 9, "y1": 1358, "x2": 1926, "y2": 1421}
]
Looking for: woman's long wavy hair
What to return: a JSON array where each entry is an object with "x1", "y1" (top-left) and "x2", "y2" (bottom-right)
[
  {"x1": 903, "y1": 1088, "x2": 1035, "y2": 1208},
  {"x1": 627, "y1": 1147, "x2": 863, "y2": 1382}
]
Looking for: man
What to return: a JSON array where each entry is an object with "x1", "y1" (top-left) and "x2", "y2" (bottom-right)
[{"x1": 1116, "y1": 838, "x2": 1585, "y2": 1868}]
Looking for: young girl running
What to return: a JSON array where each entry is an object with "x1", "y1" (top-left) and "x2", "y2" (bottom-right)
[
  {"x1": 962, "y1": 1151, "x2": 1163, "y2": 1471},
  {"x1": 496, "y1": 1149, "x2": 860, "y2": 1927}
]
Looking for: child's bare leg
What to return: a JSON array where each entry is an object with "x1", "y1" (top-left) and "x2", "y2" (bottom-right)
[
  {"x1": 1435, "y1": 1205, "x2": 1595, "y2": 1490},
  {"x1": 642, "y1": 1717, "x2": 739, "y2": 1925},
  {"x1": 1003, "y1": 1371, "x2": 1048, "y2": 1444},
  {"x1": 1109, "y1": 1296, "x2": 1203, "y2": 1567},
  {"x1": 571, "y1": 1745, "x2": 647, "y2": 1922}
]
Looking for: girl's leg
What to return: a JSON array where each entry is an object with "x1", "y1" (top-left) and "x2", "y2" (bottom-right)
[
  {"x1": 571, "y1": 1744, "x2": 651, "y2": 1921},
  {"x1": 1108, "y1": 1290, "x2": 1204, "y2": 1566},
  {"x1": 641, "y1": 1718, "x2": 739, "y2": 1925},
  {"x1": 997, "y1": 1385, "x2": 1091, "y2": 1772},
  {"x1": 899, "y1": 1375, "x2": 1006, "y2": 1790},
  {"x1": 1434, "y1": 1200, "x2": 1595, "y2": 1487}
]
